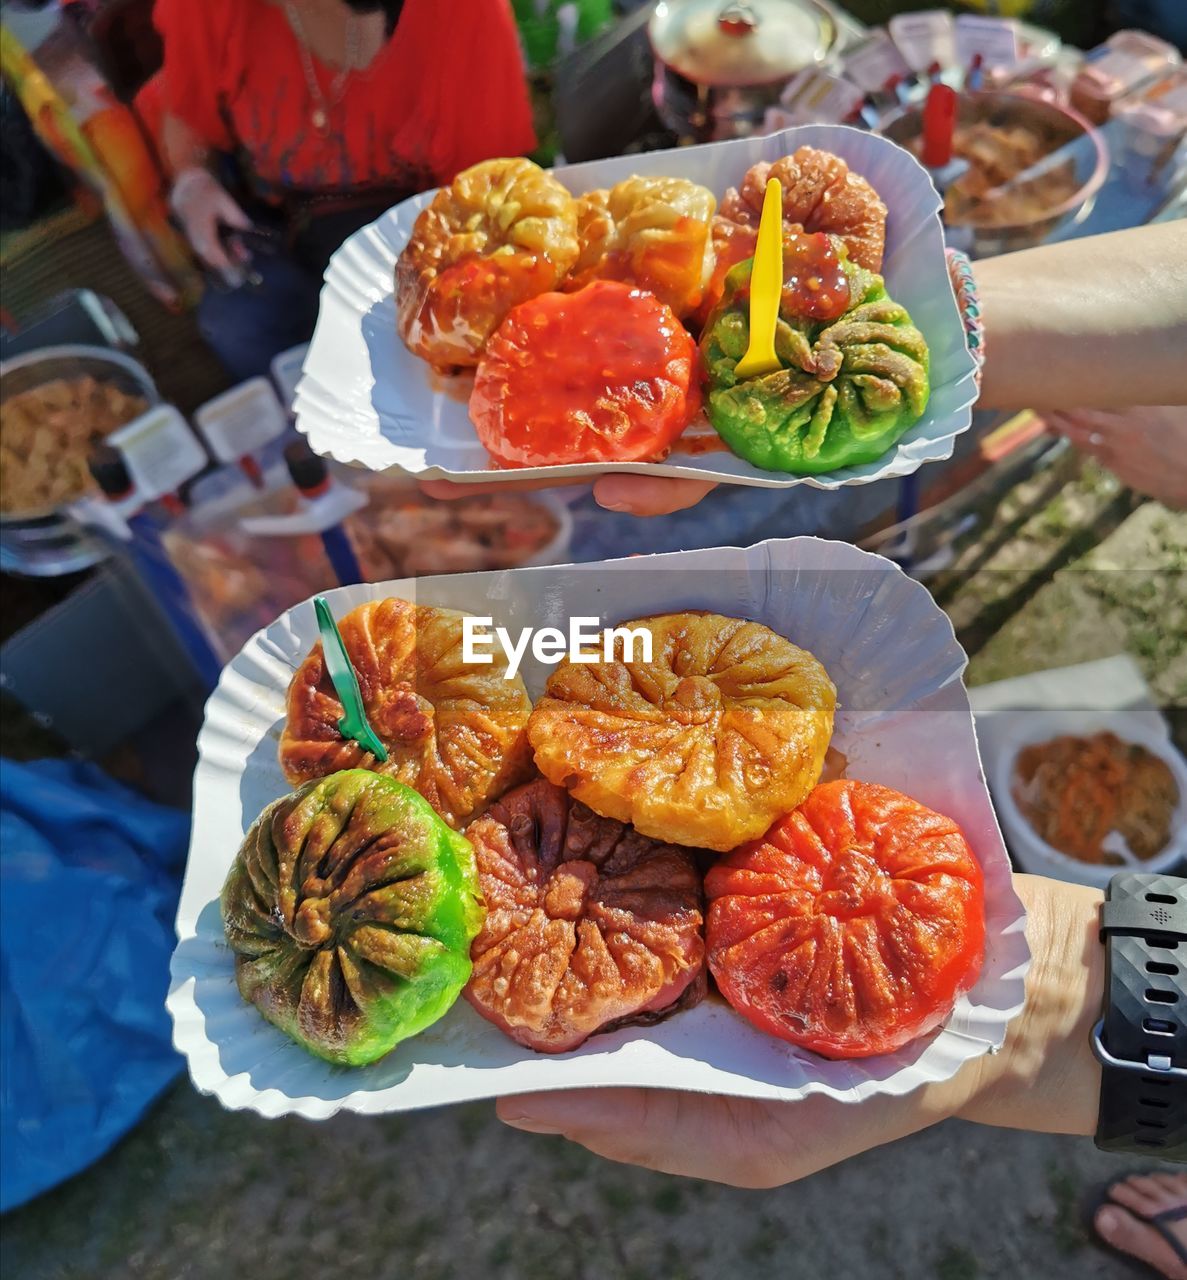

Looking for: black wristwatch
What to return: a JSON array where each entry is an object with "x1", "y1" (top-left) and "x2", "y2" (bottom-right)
[{"x1": 1093, "y1": 872, "x2": 1187, "y2": 1160}]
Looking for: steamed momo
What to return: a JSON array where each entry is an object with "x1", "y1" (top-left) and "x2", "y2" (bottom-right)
[
  {"x1": 221, "y1": 770, "x2": 484, "y2": 1065},
  {"x1": 527, "y1": 612, "x2": 837, "y2": 852},
  {"x1": 702, "y1": 146, "x2": 887, "y2": 321},
  {"x1": 280, "y1": 598, "x2": 532, "y2": 829},
  {"x1": 464, "y1": 778, "x2": 706, "y2": 1052},
  {"x1": 395, "y1": 157, "x2": 579, "y2": 371},
  {"x1": 566, "y1": 175, "x2": 716, "y2": 319}
]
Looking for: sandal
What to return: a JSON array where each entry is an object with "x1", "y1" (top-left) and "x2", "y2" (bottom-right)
[{"x1": 1086, "y1": 1174, "x2": 1187, "y2": 1278}]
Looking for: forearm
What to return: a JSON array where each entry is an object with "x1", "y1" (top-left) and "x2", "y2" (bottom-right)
[
  {"x1": 951, "y1": 874, "x2": 1103, "y2": 1136},
  {"x1": 975, "y1": 222, "x2": 1187, "y2": 410},
  {"x1": 161, "y1": 111, "x2": 212, "y2": 181}
]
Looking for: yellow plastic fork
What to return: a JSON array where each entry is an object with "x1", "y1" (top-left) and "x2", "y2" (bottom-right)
[{"x1": 733, "y1": 177, "x2": 784, "y2": 381}]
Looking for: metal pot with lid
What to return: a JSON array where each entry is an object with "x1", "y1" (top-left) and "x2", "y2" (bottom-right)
[
  {"x1": 649, "y1": 0, "x2": 837, "y2": 140},
  {"x1": 0, "y1": 346, "x2": 160, "y2": 577}
]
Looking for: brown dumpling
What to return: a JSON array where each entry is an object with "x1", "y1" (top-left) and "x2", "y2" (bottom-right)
[
  {"x1": 395, "y1": 157, "x2": 580, "y2": 372},
  {"x1": 565, "y1": 175, "x2": 716, "y2": 319},
  {"x1": 279, "y1": 598, "x2": 532, "y2": 829},
  {"x1": 464, "y1": 777, "x2": 706, "y2": 1053},
  {"x1": 700, "y1": 146, "x2": 888, "y2": 322},
  {"x1": 527, "y1": 612, "x2": 836, "y2": 853}
]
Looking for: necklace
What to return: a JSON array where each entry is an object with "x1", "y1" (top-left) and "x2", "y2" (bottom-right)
[{"x1": 284, "y1": 1, "x2": 361, "y2": 134}]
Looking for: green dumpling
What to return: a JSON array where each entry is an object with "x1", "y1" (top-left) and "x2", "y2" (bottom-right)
[
  {"x1": 221, "y1": 769, "x2": 484, "y2": 1066},
  {"x1": 700, "y1": 234, "x2": 930, "y2": 475}
]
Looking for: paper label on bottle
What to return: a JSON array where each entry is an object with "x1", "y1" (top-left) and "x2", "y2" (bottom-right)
[
  {"x1": 270, "y1": 343, "x2": 310, "y2": 415},
  {"x1": 889, "y1": 11, "x2": 957, "y2": 74},
  {"x1": 107, "y1": 405, "x2": 207, "y2": 500},
  {"x1": 954, "y1": 15, "x2": 1020, "y2": 71},
  {"x1": 194, "y1": 377, "x2": 289, "y2": 463},
  {"x1": 775, "y1": 68, "x2": 864, "y2": 125},
  {"x1": 840, "y1": 30, "x2": 912, "y2": 95}
]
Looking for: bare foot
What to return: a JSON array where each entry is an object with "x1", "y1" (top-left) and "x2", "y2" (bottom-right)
[{"x1": 1094, "y1": 1172, "x2": 1187, "y2": 1280}]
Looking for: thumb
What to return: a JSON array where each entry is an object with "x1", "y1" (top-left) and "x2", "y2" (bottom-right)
[{"x1": 213, "y1": 190, "x2": 253, "y2": 232}]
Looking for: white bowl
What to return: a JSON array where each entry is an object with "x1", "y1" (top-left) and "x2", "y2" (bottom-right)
[{"x1": 989, "y1": 709, "x2": 1187, "y2": 889}]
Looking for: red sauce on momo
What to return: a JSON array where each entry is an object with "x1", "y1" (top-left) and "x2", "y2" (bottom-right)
[{"x1": 470, "y1": 281, "x2": 701, "y2": 468}]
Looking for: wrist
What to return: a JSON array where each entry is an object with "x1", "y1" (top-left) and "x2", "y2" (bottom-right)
[
  {"x1": 169, "y1": 165, "x2": 217, "y2": 211},
  {"x1": 955, "y1": 873, "x2": 1104, "y2": 1135}
]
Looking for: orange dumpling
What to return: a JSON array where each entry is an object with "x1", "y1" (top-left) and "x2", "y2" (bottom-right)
[
  {"x1": 395, "y1": 158, "x2": 579, "y2": 372},
  {"x1": 527, "y1": 612, "x2": 836, "y2": 852},
  {"x1": 565, "y1": 175, "x2": 716, "y2": 319},
  {"x1": 279, "y1": 598, "x2": 532, "y2": 829}
]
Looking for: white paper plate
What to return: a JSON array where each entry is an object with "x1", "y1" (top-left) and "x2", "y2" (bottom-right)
[
  {"x1": 294, "y1": 126, "x2": 979, "y2": 490},
  {"x1": 169, "y1": 537, "x2": 1029, "y2": 1119}
]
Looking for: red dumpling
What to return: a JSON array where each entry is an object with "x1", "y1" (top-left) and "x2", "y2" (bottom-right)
[
  {"x1": 469, "y1": 281, "x2": 701, "y2": 468},
  {"x1": 706, "y1": 780, "x2": 985, "y2": 1059},
  {"x1": 464, "y1": 778, "x2": 706, "y2": 1052}
]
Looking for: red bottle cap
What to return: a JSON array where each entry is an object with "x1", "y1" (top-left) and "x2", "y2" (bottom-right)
[{"x1": 921, "y1": 82, "x2": 958, "y2": 168}]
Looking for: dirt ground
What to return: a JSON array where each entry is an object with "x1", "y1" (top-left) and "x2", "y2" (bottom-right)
[{"x1": 1, "y1": 1079, "x2": 1173, "y2": 1280}]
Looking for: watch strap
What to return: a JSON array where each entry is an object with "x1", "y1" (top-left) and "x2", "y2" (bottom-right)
[{"x1": 1094, "y1": 872, "x2": 1187, "y2": 1160}]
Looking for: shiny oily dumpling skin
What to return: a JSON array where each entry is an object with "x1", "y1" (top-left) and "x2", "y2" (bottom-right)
[
  {"x1": 395, "y1": 158, "x2": 580, "y2": 371},
  {"x1": 706, "y1": 780, "x2": 986, "y2": 1059},
  {"x1": 566, "y1": 175, "x2": 716, "y2": 319},
  {"x1": 701, "y1": 146, "x2": 888, "y2": 321},
  {"x1": 527, "y1": 613, "x2": 836, "y2": 853},
  {"x1": 221, "y1": 770, "x2": 484, "y2": 1065},
  {"x1": 464, "y1": 777, "x2": 706, "y2": 1052},
  {"x1": 701, "y1": 235, "x2": 929, "y2": 474},
  {"x1": 279, "y1": 598, "x2": 532, "y2": 829},
  {"x1": 469, "y1": 281, "x2": 701, "y2": 468}
]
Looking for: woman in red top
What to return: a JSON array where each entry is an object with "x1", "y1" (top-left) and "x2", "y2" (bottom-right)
[{"x1": 152, "y1": 0, "x2": 535, "y2": 379}]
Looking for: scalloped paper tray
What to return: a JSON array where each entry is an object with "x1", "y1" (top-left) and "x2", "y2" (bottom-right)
[
  {"x1": 294, "y1": 125, "x2": 979, "y2": 491},
  {"x1": 169, "y1": 537, "x2": 1029, "y2": 1119}
]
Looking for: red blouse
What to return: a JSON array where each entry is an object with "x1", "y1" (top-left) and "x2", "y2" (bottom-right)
[{"x1": 152, "y1": 0, "x2": 536, "y2": 198}]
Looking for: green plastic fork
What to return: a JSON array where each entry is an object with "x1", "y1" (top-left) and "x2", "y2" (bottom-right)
[{"x1": 313, "y1": 595, "x2": 389, "y2": 762}]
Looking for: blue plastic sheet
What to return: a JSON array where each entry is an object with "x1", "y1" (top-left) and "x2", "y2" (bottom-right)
[{"x1": 0, "y1": 759, "x2": 188, "y2": 1212}]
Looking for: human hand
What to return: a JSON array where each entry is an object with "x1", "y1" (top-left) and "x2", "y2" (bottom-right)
[
  {"x1": 169, "y1": 166, "x2": 253, "y2": 276},
  {"x1": 497, "y1": 876, "x2": 1103, "y2": 1186},
  {"x1": 420, "y1": 474, "x2": 718, "y2": 517},
  {"x1": 496, "y1": 1078, "x2": 961, "y2": 1188},
  {"x1": 1046, "y1": 406, "x2": 1187, "y2": 510}
]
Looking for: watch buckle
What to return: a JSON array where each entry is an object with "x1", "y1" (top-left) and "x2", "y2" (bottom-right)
[{"x1": 1091, "y1": 1018, "x2": 1187, "y2": 1078}]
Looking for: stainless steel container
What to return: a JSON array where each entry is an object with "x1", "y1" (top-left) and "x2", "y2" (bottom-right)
[
  {"x1": 649, "y1": 0, "x2": 837, "y2": 141},
  {"x1": 881, "y1": 92, "x2": 1110, "y2": 258},
  {"x1": 0, "y1": 345, "x2": 159, "y2": 577}
]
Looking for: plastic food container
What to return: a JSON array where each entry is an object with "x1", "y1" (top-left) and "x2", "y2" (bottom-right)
[
  {"x1": 989, "y1": 710, "x2": 1187, "y2": 890},
  {"x1": 345, "y1": 475, "x2": 573, "y2": 579},
  {"x1": 1115, "y1": 68, "x2": 1187, "y2": 175},
  {"x1": 1070, "y1": 29, "x2": 1181, "y2": 126}
]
